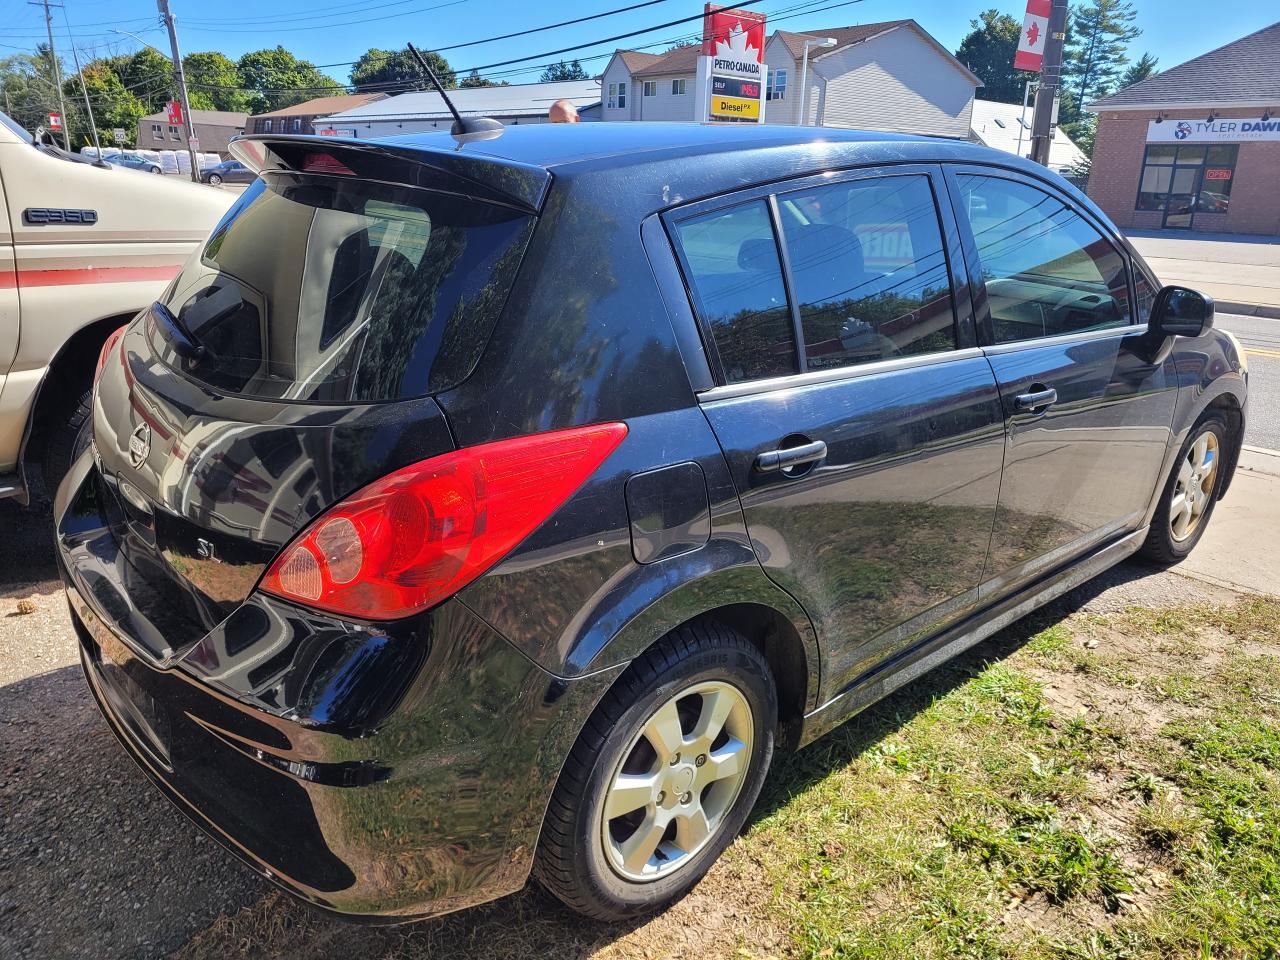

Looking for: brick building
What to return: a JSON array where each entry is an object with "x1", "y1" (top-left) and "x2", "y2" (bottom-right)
[{"x1": 1085, "y1": 21, "x2": 1280, "y2": 236}]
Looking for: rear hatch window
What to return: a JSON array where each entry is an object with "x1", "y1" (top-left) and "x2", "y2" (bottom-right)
[{"x1": 150, "y1": 173, "x2": 534, "y2": 403}]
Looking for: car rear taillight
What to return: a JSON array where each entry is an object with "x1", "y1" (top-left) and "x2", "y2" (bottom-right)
[
  {"x1": 94, "y1": 325, "x2": 126, "y2": 388},
  {"x1": 259, "y1": 422, "x2": 628, "y2": 620},
  {"x1": 301, "y1": 152, "x2": 355, "y2": 176}
]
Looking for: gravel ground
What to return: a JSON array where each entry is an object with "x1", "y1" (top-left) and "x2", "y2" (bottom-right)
[
  {"x1": 0, "y1": 502, "x2": 264, "y2": 960},
  {"x1": 0, "y1": 500, "x2": 1246, "y2": 960}
]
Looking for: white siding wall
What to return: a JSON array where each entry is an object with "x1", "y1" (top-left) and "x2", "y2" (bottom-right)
[
  {"x1": 762, "y1": 37, "x2": 799, "y2": 125},
  {"x1": 810, "y1": 26, "x2": 977, "y2": 137},
  {"x1": 633, "y1": 74, "x2": 697, "y2": 121},
  {"x1": 601, "y1": 58, "x2": 636, "y2": 122}
]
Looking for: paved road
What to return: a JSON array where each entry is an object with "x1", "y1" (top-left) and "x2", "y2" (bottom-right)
[{"x1": 1216, "y1": 312, "x2": 1280, "y2": 451}]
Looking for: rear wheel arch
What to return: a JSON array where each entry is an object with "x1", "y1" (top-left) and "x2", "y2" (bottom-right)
[{"x1": 689, "y1": 602, "x2": 811, "y2": 749}]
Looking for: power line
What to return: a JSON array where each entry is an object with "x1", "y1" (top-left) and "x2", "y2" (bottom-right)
[
  {"x1": 181, "y1": 0, "x2": 470, "y2": 34},
  {"x1": 180, "y1": 0, "x2": 853, "y2": 96},
  {"x1": 313, "y1": 0, "x2": 680, "y2": 64}
]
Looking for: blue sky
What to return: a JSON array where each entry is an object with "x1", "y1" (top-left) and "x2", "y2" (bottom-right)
[{"x1": 1, "y1": 0, "x2": 1275, "y2": 89}]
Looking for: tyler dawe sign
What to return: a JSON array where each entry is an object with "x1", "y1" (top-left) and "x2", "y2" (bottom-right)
[{"x1": 1146, "y1": 118, "x2": 1280, "y2": 143}]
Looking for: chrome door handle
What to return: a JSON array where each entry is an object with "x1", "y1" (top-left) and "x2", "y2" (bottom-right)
[
  {"x1": 754, "y1": 440, "x2": 827, "y2": 473},
  {"x1": 1013, "y1": 387, "x2": 1058, "y2": 411}
]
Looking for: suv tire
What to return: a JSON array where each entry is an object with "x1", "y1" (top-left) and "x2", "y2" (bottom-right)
[
  {"x1": 1141, "y1": 412, "x2": 1229, "y2": 564},
  {"x1": 535, "y1": 621, "x2": 776, "y2": 920},
  {"x1": 40, "y1": 385, "x2": 92, "y2": 500}
]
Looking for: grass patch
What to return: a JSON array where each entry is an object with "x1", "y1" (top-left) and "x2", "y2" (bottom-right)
[{"x1": 175, "y1": 593, "x2": 1280, "y2": 960}]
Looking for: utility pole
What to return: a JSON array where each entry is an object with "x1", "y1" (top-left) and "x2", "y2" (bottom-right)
[
  {"x1": 61, "y1": 7, "x2": 103, "y2": 162},
  {"x1": 156, "y1": 0, "x2": 201, "y2": 182},
  {"x1": 1029, "y1": 0, "x2": 1068, "y2": 167},
  {"x1": 28, "y1": 0, "x2": 70, "y2": 149}
]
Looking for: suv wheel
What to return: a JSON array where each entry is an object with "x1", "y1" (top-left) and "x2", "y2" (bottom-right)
[
  {"x1": 535, "y1": 622, "x2": 776, "y2": 920},
  {"x1": 1141, "y1": 412, "x2": 1228, "y2": 564},
  {"x1": 40, "y1": 385, "x2": 92, "y2": 499}
]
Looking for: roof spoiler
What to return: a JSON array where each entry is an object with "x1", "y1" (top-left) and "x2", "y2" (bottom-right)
[{"x1": 228, "y1": 135, "x2": 550, "y2": 214}]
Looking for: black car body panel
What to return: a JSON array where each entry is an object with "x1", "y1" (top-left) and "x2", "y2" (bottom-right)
[
  {"x1": 58, "y1": 123, "x2": 1247, "y2": 921},
  {"x1": 91, "y1": 318, "x2": 458, "y2": 654}
]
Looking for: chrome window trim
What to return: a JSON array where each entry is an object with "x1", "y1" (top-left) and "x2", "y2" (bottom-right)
[
  {"x1": 978, "y1": 323, "x2": 1148, "y2": 357},
  {"x1": 698, "y1": 346, "x2": 987, "y2": 403}
]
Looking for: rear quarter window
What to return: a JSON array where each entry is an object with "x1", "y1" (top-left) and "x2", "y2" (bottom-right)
[{"x1": 152, "y1": 175, "x2": 534, "y2": 403}]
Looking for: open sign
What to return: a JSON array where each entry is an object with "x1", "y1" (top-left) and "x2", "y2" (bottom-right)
[{"x1": 1204, "y1": 167, "x2": 1233, "y2": 181}]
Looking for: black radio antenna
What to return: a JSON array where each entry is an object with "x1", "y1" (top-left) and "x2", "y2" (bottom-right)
[{"x1": 406, "y1": 42, "x2": 504, "y2": 143}]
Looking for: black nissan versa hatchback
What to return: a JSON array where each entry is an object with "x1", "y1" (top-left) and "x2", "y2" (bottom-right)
[{"x1": 57, "y1": 123, "x2": 1247, "y2": 922}]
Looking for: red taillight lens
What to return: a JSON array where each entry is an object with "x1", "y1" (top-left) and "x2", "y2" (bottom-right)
[
  {"x1": 301, "y1": 152, "x2": 355, "y2": 176},
  {"x1": 94, "y1": 325, "x2": 126, "y2": 388},
  {"x1": 259, "y1": 422, "x2": 628, "y2": 620}
]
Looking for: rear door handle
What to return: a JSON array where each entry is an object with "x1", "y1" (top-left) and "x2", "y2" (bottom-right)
[
  {"x1": 1013, "y1": 387, "x2": 1058, "y2": 412},
  {"x1": 754, "y1": 440, "x2": 827, "y2": 473}
]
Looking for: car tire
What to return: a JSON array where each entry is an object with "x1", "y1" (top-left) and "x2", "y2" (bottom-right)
[
  {"x1": 535, "y1": 621, "x2": 776, "y2": 920},
  {"x1": 40, "y1": 384, "x2": 93, "y2": 499},
  {"x1": 208, "y1": 173, "x2": 222, "y2": 186},
  {"x1": 1141, "y1": 412, "x2": 1229, "y2": 565}
]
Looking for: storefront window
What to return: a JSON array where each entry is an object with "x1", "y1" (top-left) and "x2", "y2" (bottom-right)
[{"x1": 1135, "y1": 144, "x2": 1238, "y2": 227}]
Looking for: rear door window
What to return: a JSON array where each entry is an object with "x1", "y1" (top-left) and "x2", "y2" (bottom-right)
[
  {"x1": 152, "y1": 175, "x2": 534, "y2": 402},
  {"x1": 776, "y1": 175, "x2": 956, "y2": 370},
  {"x1": 672, "y1": 200, "x2": 797, "y2": 383}
]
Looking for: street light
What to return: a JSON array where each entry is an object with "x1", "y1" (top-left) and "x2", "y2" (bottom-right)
[{"x1": 797, "y1": 37, "x2": 836, "y2": 127}]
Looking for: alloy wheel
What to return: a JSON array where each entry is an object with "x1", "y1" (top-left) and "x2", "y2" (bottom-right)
[
  {"x1": 600, "y1": 680, "x2": 753, "y2": 882},
  {"x1": 1170, "y1": 428, "x2": 1219, "y2": 542}
]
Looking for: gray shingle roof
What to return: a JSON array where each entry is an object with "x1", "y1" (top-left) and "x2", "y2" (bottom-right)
[{"x1": 1089, "y1": 21, "x2": 1280, "y2": 109}]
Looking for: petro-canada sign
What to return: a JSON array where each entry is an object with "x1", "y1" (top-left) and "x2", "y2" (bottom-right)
[{"x1": 696, "y1": 5, "x2": 768, "y2": 123}]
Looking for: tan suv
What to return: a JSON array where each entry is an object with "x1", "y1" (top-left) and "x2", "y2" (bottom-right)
[{"x1": 0, "y1": 114, "x2": 231, "y2": 502}]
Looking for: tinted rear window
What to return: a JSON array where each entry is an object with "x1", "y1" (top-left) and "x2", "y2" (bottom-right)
[{"x1": 151, "y1": 174, "x2": 534, "y2": 402}]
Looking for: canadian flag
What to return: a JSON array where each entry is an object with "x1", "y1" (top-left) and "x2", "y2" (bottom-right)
[{"x1": 1014, "y1": 0, "x2": 1050, "y2": 72}]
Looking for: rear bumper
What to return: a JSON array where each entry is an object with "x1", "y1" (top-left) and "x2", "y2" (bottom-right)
[{"x1": 57, "y1": 452, "x2": 617, "y2": 920}]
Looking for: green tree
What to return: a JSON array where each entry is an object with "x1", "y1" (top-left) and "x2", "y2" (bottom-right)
[
  {"x1": 459, "y1": 68, "x2": 507, "y2": 88},
  {"x1": 1064, "y1": 0, "x2": 1141, "y2": 113},
  {"x1": 1059, "y1": 0, "x2": 1141, "y2": 155},
  {"x1": 237, "y1": 46, "x2": 340, "y2": 113},
  {"x1": 63, "y1": 61, "x2": 147, "y2": 148},
  {"x1": 540, "y1": 60, "x2": 588, "y2": 82},
  {"x1": 955, "y1": 9, "x2": 1039, "y2": 103},
  {"x1": 114, "y1": 48, "x2": 173, "y2": 113},
  {"x1": 183, "y1": 51, "x2": 250, "y2": 112},
  {"x1": 0, "y1": 51, "x2": 61, "y2": 135},
  {"x1": 1118, "y1": 52, "x2": 1158, "y2": 89},
  {"x1": 350, "y1": 47, "x2": 454, "y2": 92}
]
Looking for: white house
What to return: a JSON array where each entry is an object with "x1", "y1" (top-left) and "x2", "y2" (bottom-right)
[
  {"x1": 598, "y1": 19, "x2": 981, "y2": 138},
  {"x1": 969, "y1": 98, "x2": 1087, "y2": 173},
  {"x1": 314, "y1": 79, "x2": 602, "y2": 138}
]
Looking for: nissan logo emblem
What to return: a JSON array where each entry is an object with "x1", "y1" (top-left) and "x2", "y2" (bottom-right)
[{"x1": 128, "y1": 422, "x2": 151, "y2": 468}]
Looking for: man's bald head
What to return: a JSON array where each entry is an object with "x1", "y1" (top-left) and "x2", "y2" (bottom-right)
[{"x1": 548, "y1": 100, "x2": 580, "y2": 123}]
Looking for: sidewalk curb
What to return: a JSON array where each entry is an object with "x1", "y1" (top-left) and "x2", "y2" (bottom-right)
[
  {"x1": 1217, "y1": 300, "x2": 1280, "y2": 320},
  {"x1": 1239, "y1": 445, "x2": 1280, "y2": 478}
]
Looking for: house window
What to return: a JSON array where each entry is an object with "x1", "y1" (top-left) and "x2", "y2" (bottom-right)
[
  {"x1": 292, "y1": 117, "x2": 302, "y2": 132},
  {"x1": 151, "y1": 123, "x2": 162, "y2": 137},
  {"x1": 263, "y1": 118, "x2": 273, "y2": 132},
  {"x1": 766, "y1": 68, "x2": 787, "y2": 101},
  {"x1": 168, "y1": 125, "x2": 180, "y2": 140},
  {"x1": 618, "y1": 82, "x2": 626, "y2": 108},
  {"x1": 671, "y1": 78, "x2": 686, "y2": 95},
  {"x1": 607, "y1": 82, "x2": 616, "y2": 109},
  {"x1": 643, "y1": 81, "x2": 657, "y2": 97}
]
